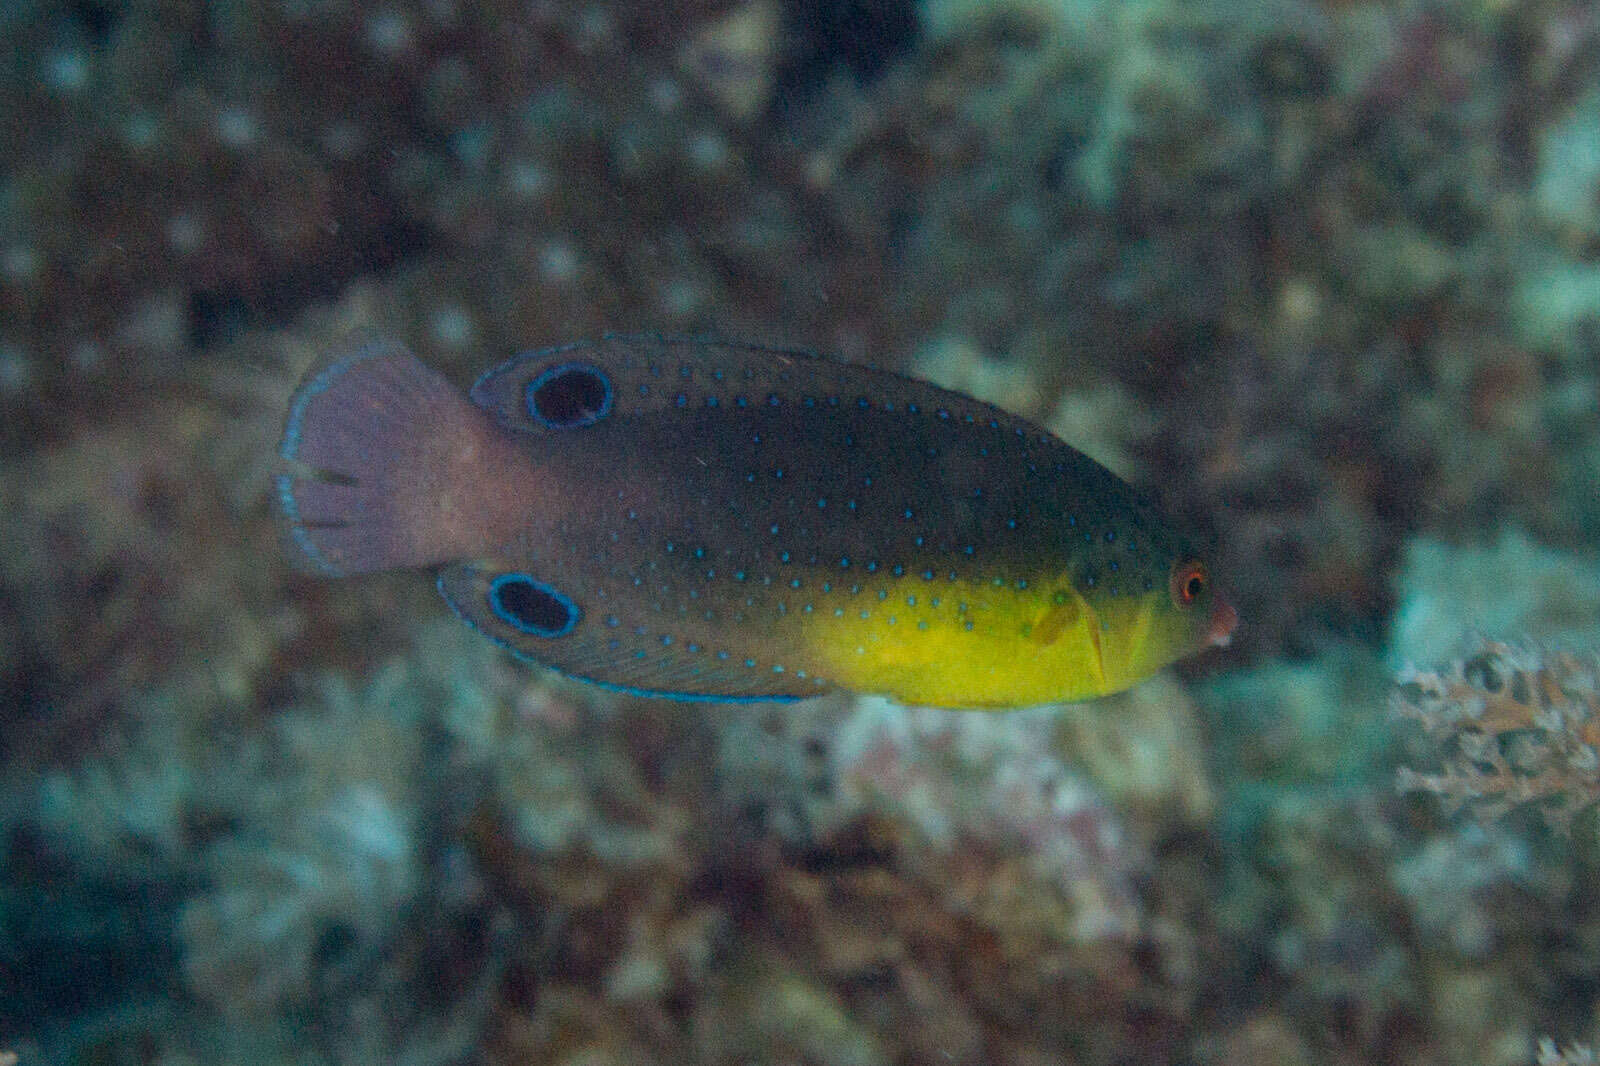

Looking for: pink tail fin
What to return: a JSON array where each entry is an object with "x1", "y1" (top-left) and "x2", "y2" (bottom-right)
[{"x1": 276, "y1": 339, "x2": 499, "y2": 576}]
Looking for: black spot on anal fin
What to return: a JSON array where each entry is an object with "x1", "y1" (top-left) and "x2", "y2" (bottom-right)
[
  {"x1": 488, "y1": 573, "x2": 579, "y2": 637},
  {"x1": 435, "y1": 562, "x2": 830, "y2": 702}
]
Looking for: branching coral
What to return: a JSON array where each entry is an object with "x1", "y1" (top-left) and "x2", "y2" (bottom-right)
[
  {"x1": 1540, "y1": 1038, "x2": 1598, "y2": 1066},
  {"x1": 1394, "y1": 638, "x2": 1600, "y2": 829}
]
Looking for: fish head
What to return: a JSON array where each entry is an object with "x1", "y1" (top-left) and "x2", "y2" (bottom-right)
[{"x1": 1089, "y1": 553, "x2": 1236, "y2": 694}]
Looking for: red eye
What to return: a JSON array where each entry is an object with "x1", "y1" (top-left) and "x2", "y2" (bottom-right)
[{"x1": 1171, "y1": 561, "x2": 1208, "y2": 607}]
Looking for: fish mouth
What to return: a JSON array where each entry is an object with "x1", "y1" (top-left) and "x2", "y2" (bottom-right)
[{"x1": 1205, "y1": 596, "x2": 1239, "y2": 648}]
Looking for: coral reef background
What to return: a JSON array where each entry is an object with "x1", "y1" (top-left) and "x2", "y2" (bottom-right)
[{"x1": 4, "y1": 0, "x2": 1600, "y2": 1062}]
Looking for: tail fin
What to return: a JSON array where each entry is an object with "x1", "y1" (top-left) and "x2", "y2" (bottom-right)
[{"x1": 276, "y1": 339, "x2": 506, "y2": 576}]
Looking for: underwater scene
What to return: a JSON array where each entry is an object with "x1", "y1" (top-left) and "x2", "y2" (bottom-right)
[{"x1": 5, "y1": 0, "x2": 1600, "y2": 1062}]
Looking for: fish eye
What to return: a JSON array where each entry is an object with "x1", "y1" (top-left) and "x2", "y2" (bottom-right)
[
  {"x1": 527, "y1": 363, "x2": 613, "y2": 429},
  {"x1": 1170, "y1": 561, "x2": 1208, "y2": 607}
]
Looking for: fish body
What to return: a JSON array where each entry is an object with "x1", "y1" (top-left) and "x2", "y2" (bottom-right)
[{"x1": 277, "y1": 336, "x2": 1234, "y2": 708}]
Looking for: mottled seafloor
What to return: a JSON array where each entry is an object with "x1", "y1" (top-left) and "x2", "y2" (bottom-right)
[{"x1": 5, "y1": 0, "x2": 1600, "y2": 1063}]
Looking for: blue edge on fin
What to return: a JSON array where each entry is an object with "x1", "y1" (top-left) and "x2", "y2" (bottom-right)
[
  {"x1": 276, "y1": 343, "x2": 396, "y2": 579},
  {"x1": 467, "y1": 333, "x2": 825, "y2": 403},
  {"x1": 470, "y1": 339, "x2": 591, "y2": 401},
  {"x1": 281, "y1": 338, "x2": 807, "y2": 704},
  {"x1": 436, "y1": 573, "x2": 806, "y2": 705},
  {"x1": 275, "y1": 472, "x2": 340, "y2": 577}
]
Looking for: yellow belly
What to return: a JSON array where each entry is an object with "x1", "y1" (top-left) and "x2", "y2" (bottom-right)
[{"x1": 788, "y1": 573, "x2": 1146, "y2": 708}]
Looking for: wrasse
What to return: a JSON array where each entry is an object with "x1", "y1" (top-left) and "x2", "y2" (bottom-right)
[{"x1": 277, "y1": 336, "x2": 1235, "y2": 708}]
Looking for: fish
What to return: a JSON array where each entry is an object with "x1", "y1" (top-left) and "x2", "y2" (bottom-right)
[{"x1": 276, "y1": 335, "x2": 1236, "y2": 708}]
